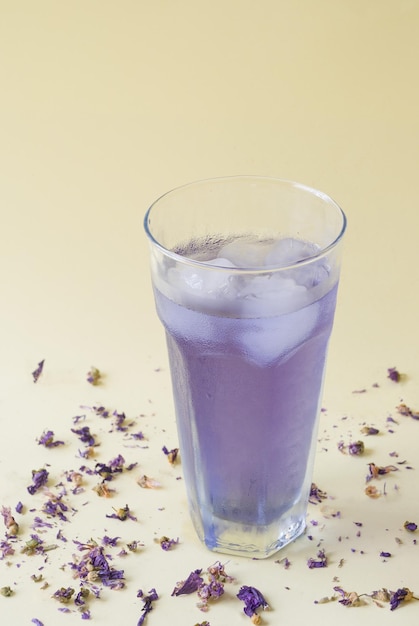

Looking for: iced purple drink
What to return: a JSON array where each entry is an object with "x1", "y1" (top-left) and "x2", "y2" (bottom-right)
[
  {"x1": 152, "y1": 235, "x2": 339, "y2": 555},
  {"x1": 144, "y1": 176, "x2": 346, "y2": 558}
]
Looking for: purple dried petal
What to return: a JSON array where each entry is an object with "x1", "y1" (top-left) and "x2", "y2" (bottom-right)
[
  {"x1": 348, "y1": 440, "x2": 365, "y2": 455},
  {"x1": 32, "y1": 360, "x2": 45, "y2": 383},
  {"x1": 71, "y1": 426, "x2": 96, "y2": 447},
  {"x1": 52, "y1": 587, "x2": 75, "y2": 603},
  {"x1": 1, "y1": 506, "x2": 19, "y2": 536},
  {"x1": 390, "y1": 587, "x2": 412, "y2": 610},
  {"x1": 137, "y1": 588, "x2": 158, "y2": 625},
  {"x1": 307, "y1": 549, "x2": 328, "y2": 569},
  {"x1": 102, "y1": 535, "x2": 120, "y2": 547},
  {"x1": 237, "y1": 585, "x2": 269, "y2": 617},
  {"x1": 0, "y1": 539, "x2": 15, "y2": 558},
  {"x1": 87, "y1": 366, "x2": 101, "y2": 385},
  {"x1": 380, "y1": 551, "x2": 392, "y2": 558},
  {"x1": 158, "y1": 536, "x2": 179, "y2": 551},
  {"x1": 27, "y1": 468, "x2": 49, "y2": 495},
  {"x1": 106, "y1": 505, "x2": 137, "y2": 521},
  {"x1": 388, "y1": 367, "x2": 401, "y2": 382},
  {"x1": 162, "y1": 446, "x2": 179, "y2": 465},
  {"x1": 361, "y1": 426, "x2": 379, "y2": 435},
  {"x1": 309, "y1": 483, "x2": 327, "y2": 504},
  {"x1": 404, "y1": 521, "x2": 417, "y2": 532},
  {"x1": 31, "y1": 620, "x2": 44, "y2": 626},
  {"x1": 172, "y1": 569, "x2": 204, "y2": 596},
  {"x1": 37, "y1": 430, "x2": 64, "y2": 448}
]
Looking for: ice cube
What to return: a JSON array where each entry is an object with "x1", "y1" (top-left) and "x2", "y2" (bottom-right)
[
  {"x1": 265, "y1": 238, "x2": 320, "y2": 267},
  {"x1": 266, "y1": 238, "x2": 328, "y2": 288},
  {"x1": 166, "y1": 257, "x2": 237, "y2": 309},
  {"x1": 218, "y1": 237, "x2": 274, "y2": 268},
  {"x1": 238, "y1": 300, "x2": 319, "y2": 366}
]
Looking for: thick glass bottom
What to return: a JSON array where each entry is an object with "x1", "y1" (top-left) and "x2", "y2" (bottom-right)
[{"x1": 195, "y1": 511, "x2": 306, "y2": 559}]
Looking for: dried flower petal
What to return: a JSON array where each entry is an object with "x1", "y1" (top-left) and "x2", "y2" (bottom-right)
[
  {"x1": 309, "y1": 483, "x2": 328, "y2": 504},
  {"x1": 371, "y1": 588, "x2": 391, "y2": 603},
  {"x1": 137, "y1": 475, "x2": 160, "y2": 489},
  {"x1": 52, "y1": 587, "x2": 75, "y2": 603},
  {"x1": 71, "y1": 426, "x2": 96, "y2": 447},
  {"x1": 1, "y1": 586, "x2": 13, "y2": 597},
  {"x1": 360, "y1": 426, "x2": 379, "y2": 435},
  {"x1": 155, "y1": 536, "x2": 179, "y2": 551},
  {"x1": 237, "y1": 585, "x2": 269, "y2": 618},
  {"x1": 365, "y1": 485, "x2": 381, "y2": 498},
  {"x1": 349, "y1": 440, "x2": 365, "y2": 455},
  {"x1": 389, "y1": 587, "x2": 413, "y2": 610},
  {"x1": 172, "y1": 569, "x2": 204, "y2": 596},
  {"x1": 37, "y1": 430, "x2": 64, "y2": 448},
  {"x1": 106, "y1": 504, "x2": 137, "y2": 521},
  {"x1": 87, "y1": 367, "x2": 101, "y2": 386},
  {"x1": 32, "y1": 360, "x2": 45, "y2": 383},
  {"x1": 1, "y1": 506, "x2": 19, "y2": 536},
  {"x1": 338, "y1": 440, "x2": 365, "y2": 455},
  {"x1": 396, "y1": 403, "x2": 419, "y2": 420},
  {"x1": 137, "y1": 588, "x2": 158, "y2": 625},
  {"x1": 307, "y1": 549, "x2": 328, "y2": 569},
  {"x1": 366, "y1": 463, "x2": 398, "y2": 481},
  {"x1": 162, "y1": 446, "x2": 179, "y2": 465},
  {"x1": 27, "y1": 468, "x2": 49, "y2": 495},
  {"x1": 333, "y1": 586, "x2": 362, "y2": 606},
  {"x1": 404, "y1": 521, "x2": 417, "y2": 532},
  {"x1": 71, "y1": 541, "x2": 125, "y2": 589},
  {"x1": 388, "y1": 367, "x2": 401, "y2": 382}
]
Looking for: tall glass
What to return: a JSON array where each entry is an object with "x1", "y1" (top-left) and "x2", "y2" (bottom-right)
[{"x1": 144, "y1": 176, "x2": 346, "y2": 558}]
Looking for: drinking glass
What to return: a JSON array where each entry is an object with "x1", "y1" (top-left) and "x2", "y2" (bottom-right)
[{"x1": 144, "y1": 176, "x2": 346, "y2": 558}]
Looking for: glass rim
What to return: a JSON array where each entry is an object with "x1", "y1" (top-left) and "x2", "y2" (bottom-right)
[{"x1": 144, "y1": 175, "x2": 347, "y2": 274}]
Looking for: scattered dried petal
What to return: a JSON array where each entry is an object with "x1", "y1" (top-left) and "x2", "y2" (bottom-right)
[
  {"x1": 237, "y1": 585, "x2": 269, "y2": 619},
  {"x1": 52, "y1": 587, "x2": 75, "y2": 604},
  {"x1": 366, "y1": 463, "x2": 398, "y2": 481},
  {"x1": 338, "y1": 440, "x2": 365, "y2": 455},
  {"x1": 389, "y1": 587, "x2": 413, "y2": 610},
  {"x1": 137, "y1": 475, "x2": 160, "y2": 489},
  {"x1": 32, "y1": 360, "x2": 45, "y2": 383},
  {"x1": 360, "y1": 426, "x2": 379, "y2": 435},
  {"x1": 37, "y1": 429, "x2": 65, "y2": 448},
  {"x1": 388, "y1": 367, "x2": 401, "y2": 382},
  {"x1": 87, "y1": 366, "x2": 102, "y2": 386},
  {"x1": 27, "y1": 468, "x2": 49, "y2": 495},
  {"x1": 365, "y1": 485, "x2": 381, "y2": 498},
  {"x1": 309, "y1": 483, "x2": 328, "y2": 504},
  {"x1": 404, "y1": 521, "x2": 417, "y2": 532},
  {"x1": 396, "y1": 403, "x2": 419, "y2": 420},
  {"x1": 1, "y1": 506, "x2": 19, "y2": 536},
  {"x1": 106, "y1": 504, "x2": 137, "y2": 521},
  {"x1": 172, "y1": 569, "x2": 204, "y2": 596},
  {"x1": 333, "y1": 586, "x2": 362, "y2": 606},
  {"x1": 136, "y1": 588, "x2": 158, "y2": 625},
  {"x1": 155, "y1": 536, "x2": 179, "y2": 551},
  {"x1": 1, "y1": 586, "x2": 13, "y2": 597},
  {"x1": 307, "y1": 549, "x2": 328, "y2": 569},
  {"x1": 162, "y1": 446, "x2": 179, "y2": 465}
]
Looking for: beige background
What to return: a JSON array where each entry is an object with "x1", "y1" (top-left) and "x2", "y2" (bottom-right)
[{"x1": 1, "y1": 2, "x2": 419, "y2": 624}]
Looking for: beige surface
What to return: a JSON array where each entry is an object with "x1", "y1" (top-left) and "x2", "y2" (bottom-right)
[{"x1": 1, "y1": 1, "x2": 419, "y2": 624}]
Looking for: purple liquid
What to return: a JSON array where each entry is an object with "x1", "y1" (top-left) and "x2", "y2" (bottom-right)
[{"x1": 154, "y1": 282, "x2": 338, "y2": 550}]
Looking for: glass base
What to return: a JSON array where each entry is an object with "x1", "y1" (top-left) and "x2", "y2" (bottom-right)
[{"x1": 197, "y1": 513, "x2": 306, "y2": 559}]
